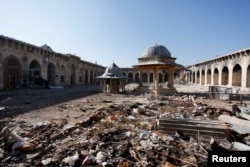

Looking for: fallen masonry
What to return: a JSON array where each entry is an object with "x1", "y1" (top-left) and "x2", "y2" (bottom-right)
[{"x1": 0, "y1": 93, "x2": 250, "y2": 166}]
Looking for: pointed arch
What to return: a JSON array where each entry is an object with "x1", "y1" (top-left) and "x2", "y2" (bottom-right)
[
  {"x1": 149, "y1": 73, "x2": 153, "y2": 82},
  {"x1": 30, "y1": 60, "x2": 41, "y2": 84},
  {"x1": 201, "y1": 70, "x2": 205, "y2": 85},
  {"x1": 135, "y1": 73, "x2": 139, "y2": 82},
  {"x1": 196, "y1": 71, "x2": 200, "y2": 84},
  {"x1": 142, "y1": 73, "x2": 147, "y2": 82},
  {"x1": 207, "y1": 69, "x2": 211, "y2": 84},
  {"x1": 213, "y1": 68, "x2": 219, "y2": 85},
  {"x1": 128, "y1": 73, "x2": 133, "y2": 82},
  {"x1": 3, "y1": 56, "x2": 21, "y2": 89},
  {"x1": 221, "y1": 66, "x2": 229, "y2": 85},
  {"x1": 232, "y1": 64, "x2": 242, "y2": 86}
]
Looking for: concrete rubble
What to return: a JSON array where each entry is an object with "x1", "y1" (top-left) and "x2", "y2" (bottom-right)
[{"x1": 1, "y1": 94, "x2": 250, "y2": 166}]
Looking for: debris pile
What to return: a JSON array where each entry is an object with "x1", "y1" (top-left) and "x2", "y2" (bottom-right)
[{"x1": 1, "y1": 94, "x2": 250, "y2": 166}]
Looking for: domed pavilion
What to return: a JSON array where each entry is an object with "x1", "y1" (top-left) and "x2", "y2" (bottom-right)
[
  {"x1": 96, "y1": 63, "x2": 126, "y2": 93},
  {"x1": 133, "y1": 44, "x2": 178, "y2": 95}
]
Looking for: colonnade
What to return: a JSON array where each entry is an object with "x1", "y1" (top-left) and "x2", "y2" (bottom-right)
[{"x1": 186, "y1": 48, "x2": 250, "y2": 90}]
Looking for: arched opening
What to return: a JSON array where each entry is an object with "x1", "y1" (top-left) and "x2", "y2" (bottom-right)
[
  {"x1": 159, "y1": 73, "x2": 163, "y2": 83},
  {"x1": 79, "y1": 68, "x2": 83, "y2": 83},
  {"x1": 128, "y1": 73, "x2": 133, "y2": 82},
  {"x1": 90, "y1": 71, "x2": 93, "y2": 83},
  {"x1": 150, "y1": 73, "x2": 153, "y2": 83},
  {"x1": 201, "y1": 70, "x2": 205, "y2": 85},
  {"x1": 4, "y1": 56, "x2": 21, "y2": 89},
  {"x1": 60, "y1": 65, "x2": 66, "y2": 85},
  {"x1": 213, "y1": 68, "x2": 219, "y2": 85},
  {"x1": 221, "y1": 66, "x2": 229, "y2": 85},
  {"x1": 30, "y1": 60, "x2": 41, "y2": 84},
  {"x1": 196, "y1": 71, "x2": 200, "y2": 84},
  {"x1": 142, "y1": 73, "x2": 147, "y2": 83},
  {"x1": 247, "y1": 65, "x2": 250, "y2": 87},
  {"x1": 70, "y1": 64, "x2": 75, "y2": 85},
  {"x1": 135, "y1": 73, "x2": 139, "y2": 82},
  {"x1": 207, "y1": 69, "x2": 211, "y2": 84},
  {"x1": 232, "y1": 64, "x2": 242, "y2": 86},
  {"x1": 47, "y1": 63, "x2": 56, "y2": 85},
  {"x1": 192, "y1": 72, "x2": 195, "y2": 83},
  {"x1": 85, "y1": 70, "x2": 89, "y2": 84}
]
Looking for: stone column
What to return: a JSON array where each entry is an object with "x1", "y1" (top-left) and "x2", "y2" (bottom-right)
[
  {"x1": 139, "y1": 69, "x2": 142, "y2": 87},
  {"x1": 218, "y1": 67, "x2": 222, "y2": 86},
  {"x1": 168, "y1": 66, "x2": 174, "y2": 88},
  {"x1": 211, "y1": 67, "x2": 214, "y2": 85},
  {"x1": 228, "y1": 65, "x2": 233, "y2": 87},
  {"x1": 241, "y1": 62, "x2": 247, "y2": 88},
  {"x1": 154, "y1": 67, "x2": 159, "y2": 94},
  {"x1": 147, "y1": 73, "x2": 150, "y2": 84},
  {"x1": 103, "y1": 80, "x2": 107, "y2": 92}
]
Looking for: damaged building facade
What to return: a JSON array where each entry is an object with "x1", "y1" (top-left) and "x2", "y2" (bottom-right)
[
  {"x1": 0, "y1": 35, "x2": 105, "y2": 90},
  {"x1": 185, "y1": 48, "x2": 250, "y2": 91}
]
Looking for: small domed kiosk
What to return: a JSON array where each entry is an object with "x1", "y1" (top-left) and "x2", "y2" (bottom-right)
[
  {"x1": 133, "y1": 44, "x2": 178, "y2": 95},
  {"x1": 96, "y1": 63, "x2": 126, "y2": 93}
]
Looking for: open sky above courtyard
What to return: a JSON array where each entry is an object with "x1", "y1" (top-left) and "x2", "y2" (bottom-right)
[{"x1": 1, "y1": 0, "x2": 250, "y2": 68}]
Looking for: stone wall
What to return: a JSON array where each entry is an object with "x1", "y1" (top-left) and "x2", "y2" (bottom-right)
[
  {"x1": 0, "y1": 35, "x2": 105, "y2": 89},
  {"x1": 186, "y1": 48, "x2": 250, "y2": 91}
]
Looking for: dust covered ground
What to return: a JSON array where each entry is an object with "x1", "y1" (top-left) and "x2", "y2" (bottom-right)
[{"x1": 0, "y1": 84, "x2": 237, "y2": 124}]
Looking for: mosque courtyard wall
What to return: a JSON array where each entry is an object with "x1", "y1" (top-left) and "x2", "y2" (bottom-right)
[
  {"x1": 0, "y1": 35, "x2": 105, "y2": 90},
  {"x1": 184, "y1": 48, "x2": 250, "y2": 91},
  {"x1": 1, "y1": 35, "x2": 250, "y2": 92}
]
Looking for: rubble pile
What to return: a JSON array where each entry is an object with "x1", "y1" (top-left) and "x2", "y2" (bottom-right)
[{"x1": 1, "y1": 94, "x2": 250, "y2": 166}]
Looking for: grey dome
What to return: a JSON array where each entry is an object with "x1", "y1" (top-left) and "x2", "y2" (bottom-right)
[
  {"x1": 141, "y1": 44, "x2": 171, "y2": 58},
  {"x1": 97, "y1": 63, "x2": 126, "y2": 78},
  {"x1": 41, "y1": 44, "x2": 53, "y2": 52}
]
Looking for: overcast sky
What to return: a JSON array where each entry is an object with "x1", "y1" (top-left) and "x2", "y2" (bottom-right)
[{"x1": 1, "y1": 0, "x2": 249, "y2": 67}]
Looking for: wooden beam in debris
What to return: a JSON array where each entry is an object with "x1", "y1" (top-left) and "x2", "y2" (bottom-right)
[{"x1": 159, "y1": 119, "x2": 230, "y2": 139}]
